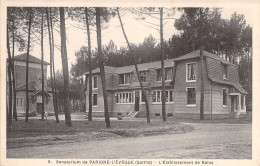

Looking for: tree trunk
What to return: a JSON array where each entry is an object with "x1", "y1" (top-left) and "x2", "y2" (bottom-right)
[
  {"x1": 60, "y1": 7, "x2": 72, "y2": 126},
  {"x1": 84, "y1": 7, "x2": 93, "y2": 122},
  {"x1": 7, "y1": 25, "x2": 13, "y2": 126},
  {"x1": 160, "y1": 8, "x2": 166, "y2": 122},
  {"x1": 41, "y1": 11, "x2": 45, "y2": 120},
  {"x1": 50, "y1": 8, "x2": 59, "y2": 122},
  {"x1": 96, "y1": 7, "x2": 110, "y2": 128},
  {"x1": 12, "y1": 22, "x2": 17, "y2": 121},
  {"x1": 199, "y1": 8, "x2": 204, "y2": 120},
  {"x1": 46, "y1": 7, "x2": 59, "y2": 123},
  {"x1": 25, "y1": 8, "x2": 32, "y2": 122},
  {"x1": 117, "y1": 8, "x2": 150, "y2": 124}
]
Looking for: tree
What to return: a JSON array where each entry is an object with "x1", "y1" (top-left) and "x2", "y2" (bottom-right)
[
  {"x1": 117, "y1": 7, "x2": 151, "y2": 124},
  {"x1": 59, "y1": 7, "x2": 72, "y2": 126},
  {"x1": 159, "y1": 8, "x2": 166, "y2": 121},
  {"x1": 50, "y1": 8, "x2": 60, "y2": 121},
  {"x1": 178, "y1": 8, "x2": 209, "y2": 120},
  {"x1": 25, "y1": 7, "x2": 33, "y2": 122},
  {"x1": 84, "y1": 7, "x2": 93, "y2": 121},
  {"x1": 96, "y1": 7, "x2": 110, "y2": 127},
  {"x1": 40, "y1": 9, "x2": 45, "y2": 120},
  {"x1": 7, "y1": 23, "x2": 13, "y2": 126},
  {"x1": 46, "y1": 7, "x2": 59, "y2": 123}
]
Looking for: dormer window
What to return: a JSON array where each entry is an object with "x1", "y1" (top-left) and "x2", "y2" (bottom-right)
[
  {"x1": 186, "y1": 63, "x2": 196, "y2": 82},
  {"x1": 157, "y1": 68, "x2": 173, "y2": 82},
  {"x1": 223, "y1": 64, "x2": 228, "y2": 79},
  {"x1": 140, "y1": 71, "x2": 147, "y2": 82},
  {"x1": 119, "y1": 73, "x2": 131, "y2": 84}
]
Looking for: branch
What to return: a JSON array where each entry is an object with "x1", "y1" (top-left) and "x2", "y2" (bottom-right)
[
  {"x1": 30, "y1": 29, "x2": 41, "y2": 41},
  {"x1": 143, "y1": 19, "x2": 160, "y2": 27},
  {"x1": 68, "y1": 23, "x2": 87, "y2": 30},
  {"x1": 54, "y1": 43, "x2": 61, "y2": 51},
  {"x1": 137, "y1": 19, "x2": 159, "y2": 32},
  {"x1": 132, "y1": 8, "x2": 160, "y2": 20},
  {"x1": 164, "y1": 17, "x2": 178, "y2": 20}
]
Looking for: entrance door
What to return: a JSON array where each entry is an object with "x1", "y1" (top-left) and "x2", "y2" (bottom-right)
[
  {"x1": 231, "y1": 97, "x2": 235, "y2": 112},
  {"x1": 37, "y1": 103, "x2": 43, "y2": 114},
  {"x1": 134, "y1": 91, "x2": 140, "y2": 112}
]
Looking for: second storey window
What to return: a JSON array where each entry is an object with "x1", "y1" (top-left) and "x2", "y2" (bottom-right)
[
  {"x1": 119, "y1": 73, "x2": 131, "y2": 84},
  {"x1": 93, "y1": 76, "x2": 98, "y2": 89},
  {"x1": 165, "y1": 68, "x2": 173, "y2": 81},
  {"x1": 140, "y1": 71, "x2": 147, "y2": 82},
  {"x1": 223, "y1": 89, "x2": 227, "y2": 106},
  {"x1": 186, "y1": 63, "x2": 196, "y2": 82},
  {"x1": 187, "y1": 88, "x2": 196, "y2": 105},
  {"x1": 157, "y1": 68, "x2": 173, "y2": 81},
  {"x1": 93, "y1": 94, "x2": 98, "y2": 106},
  {"x1": 223, "y1": 64, "x2": 228, "y2": 79}
]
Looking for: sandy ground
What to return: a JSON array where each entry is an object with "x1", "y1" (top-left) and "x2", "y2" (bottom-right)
[{"x1": 6, "y1": 122, "x2": 251, "y2": 159}]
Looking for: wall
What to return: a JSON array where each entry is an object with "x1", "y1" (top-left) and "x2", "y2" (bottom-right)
[
  {"x1": 174, "y1": 58, "x2": 212, "y2": 113},
  {"x1": 16, "y1": 91, "x2": 55, "y2": 116},
  {"x1": 14, "y1": 60, "x2": 47, "y2": 87}
]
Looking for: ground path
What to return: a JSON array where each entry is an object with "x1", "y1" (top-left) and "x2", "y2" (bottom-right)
[{"x1": 7, "y1": 122, "x2": 251, "y2": 159}]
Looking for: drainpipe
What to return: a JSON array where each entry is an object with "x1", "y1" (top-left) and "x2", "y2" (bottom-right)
[{"x1": 210, "y1": 82, "x2": 212, "y2": 120}]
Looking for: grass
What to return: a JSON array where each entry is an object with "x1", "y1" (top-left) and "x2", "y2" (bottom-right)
[{"x1": 7, "y1": 119, "x2": 193, "y2": 149}]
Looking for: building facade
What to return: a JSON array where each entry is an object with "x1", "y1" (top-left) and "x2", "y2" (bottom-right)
[
  {"x1": 84, "y1": 50, "x2": 247, "y2": 119},
  {"x1": 8, "y1": 53, "x2": 55, "y2": 116}
]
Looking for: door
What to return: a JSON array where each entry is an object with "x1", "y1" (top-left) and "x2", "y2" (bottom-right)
[
  {"x1": 231, "y1": 97, "x2": 235, "y2": 112},
  {"x1": 37, "y1": 103, "x2": 43, "y2": 114},
  {"x1": 134, "y1": 91, "x2": 140, "y2": 112}
]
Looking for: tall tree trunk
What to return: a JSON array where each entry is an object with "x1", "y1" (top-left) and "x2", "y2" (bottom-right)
[
  {"x1": 199, "y1": 8, "x2": 204, "y2": 120},
  {"x1": 60, "y1": 7, "x2": 72, "y2": 126},
  {"x1": 50, "y1": 8, "x2": 59, "y2": 122},
  {"x1": 84, "y1": 7, "x2": 93, "y2": 122},
  {"x1": 117, "y1": 8, "x2": 150, "y2": 124},
  {"x1": 160, "y1": 8, "x2": 166, "y2": 122},
  {"x1": 12, "y1": 22, "x2": 18, "y2": 121},
  {"x1": 46, "y1": 7, "x2": 59, "y2": 123},
  {"x1": 41, "y1": 11, "x2": 45, "y2": 120},
  {"x1": 96, "y1": 7, "x2": 110, "y2": 128},
  {"x1": 7, "y1": 25, "x2": 13, "y2": 126},
  {"x1": 25, "y1": 8, "x2": 32, "y2": 122}
]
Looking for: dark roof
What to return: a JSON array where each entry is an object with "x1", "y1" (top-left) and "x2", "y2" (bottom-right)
[
  {"x1": 31, "y1": 89, "x2": 51, "y2": 97},
  {"x1": 173, "y1": 49, "x2": 235, "y2": 66},
  {"x1": 16, "y1": 81, "x2": 52, "y2": 91},
  {"x1": 206, "y1": 53, "x2": 247, "y2": 94},
  {"x1": 85, "y1": 59, "x2": 174, "y2": 75},
  {"x1": 14, "y1": 53, "x2": 49, "y2": 65}
]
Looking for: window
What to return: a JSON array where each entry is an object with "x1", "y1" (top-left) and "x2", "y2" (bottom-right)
[
  {"x1": 157, "y1": 68, "x2": 173, "y2": 82},
  {"x1": 16, "y1": 97, "x2": 19, "y2": 108},
  {"x1": 186, "y1": 63, "x2": 196, "y2": 82},
  {"x1": 187, "y1": 88, "x2": 196, "y2": 105},
  {"x1": 93, "y1": 76, "x2": 98, "y2": 89},
  {"x1": 140, "y1": 71, "x2": 147, "y2": 82},
  {"x1": 119, "y1": 73, "x2": 131, "y2": 84},
  {"x1": 20, "y1": 98, "x2": 23, "y2": 108},
  {"x1": 115, "y1": 92, "x2": 134, "y2": 104},
  {"x1": 165, "y1": 68, "x2": 173, "y2": 81},
  {"x1": 223, "y1": 89, "x2": 227, "y2": 106},
  {"x1": 157, "y1": 70, "x2": 162, "y2": 81},
  {"x1": 152, "y1": 90, "x2": 174, "y2": 103},
  {"x1": 223, "y1": 65, "x2": 228, "y2": 79},
  {"x1": 93, "y1": 94, "x2": 98, "y2": 106}
]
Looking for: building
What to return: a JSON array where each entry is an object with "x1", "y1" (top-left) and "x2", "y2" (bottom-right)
[
  {"x1": 84, "y1": 50, "x2": 247, "y2": 119},
  {"x1": 8, "y1": 53, "x2": 55, "y2": 116}
]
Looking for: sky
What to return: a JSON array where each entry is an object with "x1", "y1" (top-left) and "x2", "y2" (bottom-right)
[{"x1": 18, "y1": 7, "x2": 253, "y2": 77}]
